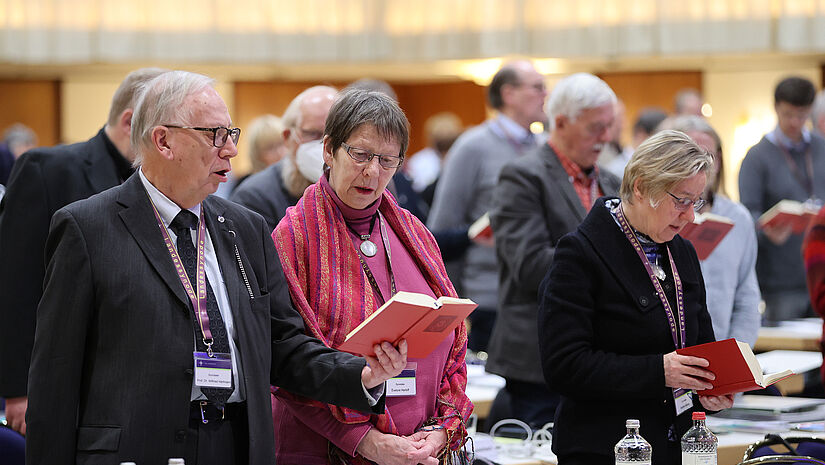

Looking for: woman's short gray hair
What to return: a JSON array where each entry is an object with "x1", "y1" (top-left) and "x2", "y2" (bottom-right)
[
  {"x1": 131, "y1": 71, "x2": 215, "y2": 166},
  {"x1": 620, "y1": 130, "x2": 714, "y2": 205},
  {"x1": 546, "y1": 73, "x2": 616, "y2": 131},
  {"x1": 324, "y1": 88, "x2": 409, "y2": 159}
]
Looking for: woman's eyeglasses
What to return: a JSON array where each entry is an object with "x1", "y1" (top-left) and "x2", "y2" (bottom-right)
[
  {"x1": 341, "y1": 143, "x2": 403, "y2": 169},
  {"x1": 667, "y1": 191, "x2": 706, "y2": 212}
]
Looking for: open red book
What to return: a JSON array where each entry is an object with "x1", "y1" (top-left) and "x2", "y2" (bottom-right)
[
  {"x1": 468, "y1": 212, "x2": 492, "y2": 240},
  {"x1": 679, "y1": 212, "x2": 734, "y2": 260},
  {"x1": 676, "y1": 338, "x2": 794, "y2": 396},
  {"x1": 338, "y1": 291, "x2": 477, "y2": 359},
  {"x1": 758, "y1": 199, "x2": 819, "y2": 234}
]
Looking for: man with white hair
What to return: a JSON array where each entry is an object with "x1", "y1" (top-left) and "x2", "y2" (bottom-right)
[
  {"x1": 230, "y1": 85, "x2": 336, "y2": 231},
  {"x1": 486, "y1": 72, "x2": 621, "y2": 428},
  {"x1": 428, "y1": 60, "x2": 548, "y2": 354},
  {"x1": 24, "y1": 71, "x2": 405, "y2": 464}
]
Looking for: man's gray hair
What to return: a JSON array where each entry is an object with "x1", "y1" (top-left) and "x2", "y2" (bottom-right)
[
  {"x1": 107, "y1": 67, "x2": 168, "y2": 127},
  {"x1": 131, "y1": 71, "x2": 215, "y2": 166},
  {"x1": 620, "y1": 130, "x2": 714, "y2": 206},
  {"x1": 811, "y1": 90, "x2": 825, "y2": 131},
  {"x1": 282, "y1": 85, "x2": 338, "y2": 130},
  {"x1": 546, "y1": 73, "x2": 616, "y2": 131},
  {"x1": 3, "y1": 123, "x2": 36, "y2": 152},
  {"x1": 324, "y1": 88, "x2": 409, "y2": 159}
]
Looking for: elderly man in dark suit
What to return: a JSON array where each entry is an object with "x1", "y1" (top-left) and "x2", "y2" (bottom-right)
[
  {"x1": 25, "y1": 71, "x2": 406, "y2": 465},
  {"x1": 0, "y1": 67, "x2": 167, "y2": 436},
  {"x1": 486, "y1": 73, "x2": 621, "y2": 428}
]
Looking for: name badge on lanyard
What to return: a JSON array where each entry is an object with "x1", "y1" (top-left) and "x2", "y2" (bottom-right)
[
  {"x1": 387, "y1": 362, "x2": 417, "y2": 397},
  {"x1": 147, "y1": 198, "x2": 234, "y2": 390},
  {"x1": 673, "y1": 388, "x2": 694, "y2": 416},
  {"x1": 194, "y1": 351, "x2": 232, "y2": 388}
]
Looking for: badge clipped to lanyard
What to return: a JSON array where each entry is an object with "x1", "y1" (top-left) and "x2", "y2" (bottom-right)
[
  {"x1": 193, "y1": 352, "x2": 232, "y2": 388},
  {"x1": 149, "y1": 200, "x2": 233, "y2": 389}
]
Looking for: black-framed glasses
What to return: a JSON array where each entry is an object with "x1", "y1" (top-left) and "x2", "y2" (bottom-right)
[
  {"x1": 667, "y1": 191, "x2": 706, "y2": 212},
  {"x1": 165, "y1": 125, "x2": 241, "y2": 148},
  {"x1": 341, "y1": 143, "x2": 403, "y2": 169}
]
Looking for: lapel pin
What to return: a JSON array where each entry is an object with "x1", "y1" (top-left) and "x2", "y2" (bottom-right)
[{"x1": 217, "y1": 215, "x2": 225, "y2": 223}]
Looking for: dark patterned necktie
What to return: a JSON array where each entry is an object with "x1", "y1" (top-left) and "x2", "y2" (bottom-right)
[{"x1": 170, "y1": 210, "x2": 233, "y2": 408}]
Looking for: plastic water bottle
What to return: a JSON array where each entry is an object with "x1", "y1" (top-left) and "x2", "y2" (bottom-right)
[
  {"x1": 614, "y1": 419, "x2": 652, "y2": 464},
  {"x1": 681, "y1": 411, "x2": 717, "y2": 465}
]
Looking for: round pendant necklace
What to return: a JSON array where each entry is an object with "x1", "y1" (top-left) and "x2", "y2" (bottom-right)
[{"x1": 346, "y1": 213, "x2": 378, "y2": 257}]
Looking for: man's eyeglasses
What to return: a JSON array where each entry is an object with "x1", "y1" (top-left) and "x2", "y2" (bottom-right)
[
  {"x1": 165, "y1": 125, "x2": 241, "y2": 148},
  {"x1": 667, "y1": 191, "x2": 706, "y2": 212},
  {"x1": 341, "y1": 143, "x2": 403, "y2": 169},
  {"x1": 294, "y1": 127, "x2": 324, "y2": 143},
  {"x1": 514, "y1": 82, "x2": 547, "y2": 93}
]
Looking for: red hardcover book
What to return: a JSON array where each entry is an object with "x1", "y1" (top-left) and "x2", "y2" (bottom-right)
[
  {"x1": 338, "y1": 291, "x2": 477, "y2": 359},
  {"x1": 758, "y1": 200, "x2": 818, "y2": 234},
  {"x1": 679, "y1": 212, "x2": 734, "y2": 261},
  {"x1": 468, "y1": 212, "x2": 492, "y2": 240},
  {"x1": 676, "y1": 338, "x2": 794, "y2": 396}
]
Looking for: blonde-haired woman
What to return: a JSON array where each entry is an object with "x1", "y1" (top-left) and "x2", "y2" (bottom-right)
[{"x1": 539, "y1": 130, "x2": 733, "y2": 465}]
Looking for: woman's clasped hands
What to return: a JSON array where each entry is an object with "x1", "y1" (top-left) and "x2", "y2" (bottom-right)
[{"x1": 356, "y1": 427, "x2": 448, "y2": 465}]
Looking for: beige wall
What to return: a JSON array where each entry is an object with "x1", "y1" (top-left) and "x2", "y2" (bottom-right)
[{"x1": 704, "y1": 67, "x2": 821, "y2": 201}]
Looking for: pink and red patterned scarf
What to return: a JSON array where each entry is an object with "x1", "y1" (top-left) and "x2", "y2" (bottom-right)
[{"x1": 272, "y1": 181, "x2": 471, "y2": 445}]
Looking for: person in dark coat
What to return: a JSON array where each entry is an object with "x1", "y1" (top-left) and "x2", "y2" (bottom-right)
[{"x1": 539, "y1": 130, "x2": 733, "y2": 465}]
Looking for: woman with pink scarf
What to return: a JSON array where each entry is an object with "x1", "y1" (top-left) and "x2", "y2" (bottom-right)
[{"x1": 272, "y1": 89, "x2": 472, "y2": 465}]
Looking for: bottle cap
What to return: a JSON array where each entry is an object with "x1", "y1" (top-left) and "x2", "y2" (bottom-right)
[
  {"x1": 692, "y1": 411, "x2": 706, "y2": 420},
  {"x1": 626, "y1": 419, "x2": 640, "y2": 428}
]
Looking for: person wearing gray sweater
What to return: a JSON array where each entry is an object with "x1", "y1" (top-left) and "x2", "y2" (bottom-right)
[
  {"x1": 739, "y1": 76, "x2": 825, "y2": 322},
  {"x1": 427, "y1": 60, "x2": 547, "y2": 352}
]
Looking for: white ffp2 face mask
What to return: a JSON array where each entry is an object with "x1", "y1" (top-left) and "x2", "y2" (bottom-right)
[{"x1": 295, "y1": 139, "x2": 325, "y2": 182}]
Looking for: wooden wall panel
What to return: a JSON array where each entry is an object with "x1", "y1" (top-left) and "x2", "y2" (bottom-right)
[
  {"x1": 233, "y1": 79, "x2": 487, "y2": 175},
  {"x1": 0, "y1": 80, "x2": 60, "y2": 147},
  {"x1": 393, "y1": 81, "x2": 487, "y2": 155},
  {"x1": 597, "y1": 71, "x2": 703, "y2": 147}
]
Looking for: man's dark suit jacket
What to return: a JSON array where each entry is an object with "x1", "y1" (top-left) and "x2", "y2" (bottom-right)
[
  {"x1": 0, "y1": 129, "x2": 126, "y2": 398},
  {"x1": 486, "y1": 143, "x2": 621, "y2": 384},
  {"x1": 230, "y1": 160, "x2": 298, "y2": 233},
  {"x1": 26, "y1": 174, "x2": 381, "y2": 465},
  {"x1": 539, "y1": 197, "x2": 715, "y2": 462}
]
